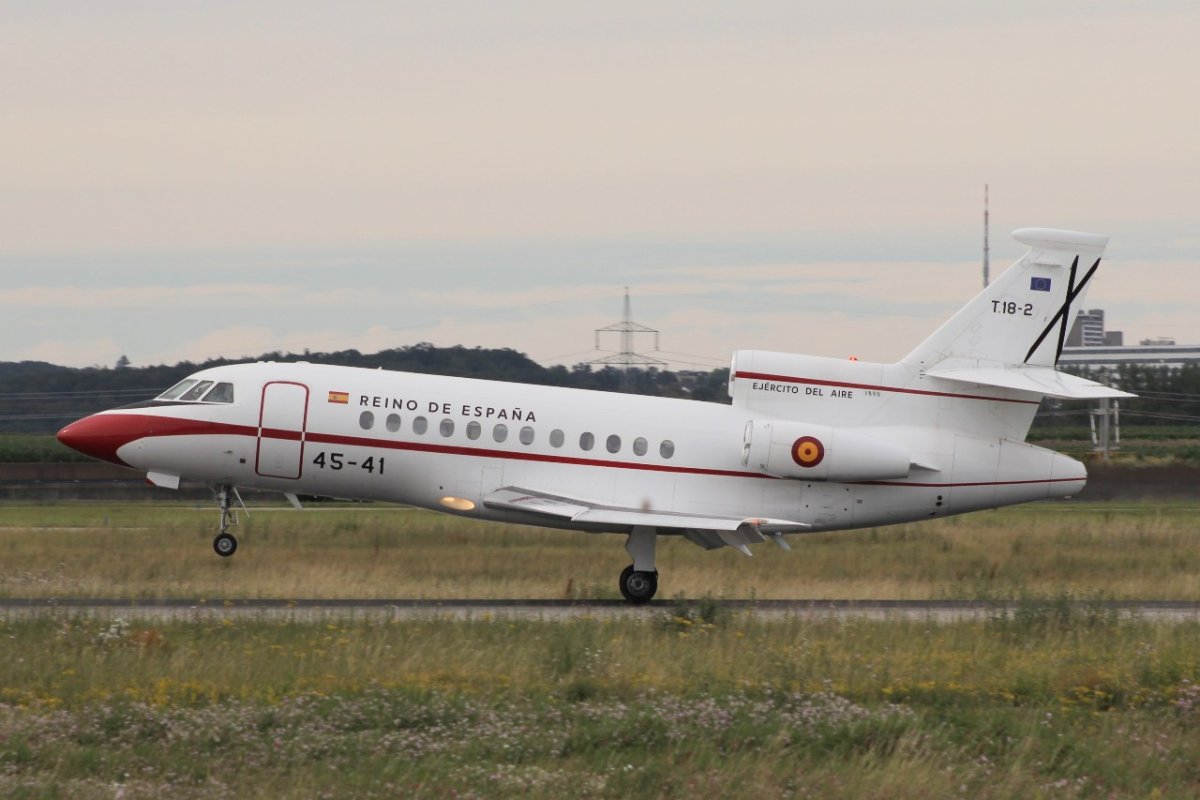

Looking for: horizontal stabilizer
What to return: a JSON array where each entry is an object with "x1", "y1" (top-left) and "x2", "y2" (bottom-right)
[
  {"x1": 1013, "y1": 228, "x2": 1108, "y2": 257},
  {"x1": 483, "y1": 486, "x2": 811, "y2": 535},
  {"x1": 925, "y1": 365, "x2": 1134, "y2": 400}
]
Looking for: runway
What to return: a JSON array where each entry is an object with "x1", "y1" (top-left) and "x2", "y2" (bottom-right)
[{"x1": 3, "y1": 598, "x2": 1200, "y2": 622}]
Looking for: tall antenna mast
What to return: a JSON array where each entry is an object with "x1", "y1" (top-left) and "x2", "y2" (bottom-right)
[
  {"x1": 591, "y1": 287, "x2": 667, "y2": 391},
  {"x1": 983, "y1": 183, "x2": 990, "y2": 288}
]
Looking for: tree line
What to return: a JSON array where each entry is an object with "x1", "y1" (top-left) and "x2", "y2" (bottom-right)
[
  {"x1": 1035, "y1": 363, "x2": 1200, "y2": 430},
  {"x1": 3, "y1": 344, "x2": 1195, "y2": 434},
  {"x1": 0, "y1": 344, "x2": 732, "y2": 433}
]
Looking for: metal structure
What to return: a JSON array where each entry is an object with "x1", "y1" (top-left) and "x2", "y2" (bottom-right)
[
  {"x1": 983, "y1": 183, "x2": 990, "y2": 288},
  {"x1": 591, "y1": 287, "x2": 666, "y2": 390},
  {"x1": 1090, "y1": 398, "x2": 1121, "y2": 460}
]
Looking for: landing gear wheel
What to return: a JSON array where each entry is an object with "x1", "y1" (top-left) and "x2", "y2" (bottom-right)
[
  {"x1": 619, "y1": 564, "x2": 658, "y2": 604},
  {"x1": 211, "y1": 484, "x2": 243, "y2": 558},
  {"x1": 213, "y1": 532, "x2": 238, "y2": 558}
]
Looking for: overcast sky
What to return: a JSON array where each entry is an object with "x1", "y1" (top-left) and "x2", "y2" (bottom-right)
[{"x1": 2, "y1": 2, "x2": 1197, "y2": 372}]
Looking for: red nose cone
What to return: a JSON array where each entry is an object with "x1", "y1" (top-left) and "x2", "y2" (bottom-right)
[{"x1": 57, "y1": 413, "x2": 142, "y2": 467}]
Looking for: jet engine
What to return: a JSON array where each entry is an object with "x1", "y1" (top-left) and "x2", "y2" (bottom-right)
[{"x1": 741, "y1": 419, "x2": 911, "y2": 482}]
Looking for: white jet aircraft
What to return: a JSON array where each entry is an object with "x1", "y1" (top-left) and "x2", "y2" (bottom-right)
[{"x1": 58, "y1": 229, "x2": 1132, "y2": 602}]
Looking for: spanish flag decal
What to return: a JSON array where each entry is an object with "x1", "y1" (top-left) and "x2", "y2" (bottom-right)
[
  {"x1": 790, "y1": 436, "x2": 825, "y2": 468},
  {"x1": 328, "y1": 391, "x2": 350, "y2": 405}
]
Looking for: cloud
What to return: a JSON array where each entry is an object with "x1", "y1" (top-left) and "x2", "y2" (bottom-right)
[
  {"x1": 3, "y1": 5, "x2": 1199, "y2": 253},
  {"x1": 0, "y1": 284, "x2": 378, "y2": 310}
]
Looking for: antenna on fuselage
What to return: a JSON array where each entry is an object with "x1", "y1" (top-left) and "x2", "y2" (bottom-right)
[{"x1": 983, "y1": 183, "x2": 990, "y2": 288}]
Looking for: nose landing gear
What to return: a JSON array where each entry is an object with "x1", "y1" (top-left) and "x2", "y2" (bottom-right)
[
  {"x1": 212, "y1": 484, "x2": 244, "y2": 557},
  {"x1": 214, "y1": 531, "x2": 237, "y2": 557}
]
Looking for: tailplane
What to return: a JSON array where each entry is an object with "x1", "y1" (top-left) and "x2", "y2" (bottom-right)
[{"x1": 903, "y1": 228, "x2": 1131, "y2": 400}]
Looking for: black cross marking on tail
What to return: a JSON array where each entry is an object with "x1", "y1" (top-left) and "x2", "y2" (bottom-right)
[{"x1": 1023, "y1": 256, "x2": 1102, "y2": 364}]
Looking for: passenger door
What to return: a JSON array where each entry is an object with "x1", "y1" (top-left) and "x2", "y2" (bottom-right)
[{"x1": 256, "y1": 381, "x2": 309, "y2": 479}]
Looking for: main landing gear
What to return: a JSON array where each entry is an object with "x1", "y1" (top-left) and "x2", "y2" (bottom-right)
[
  {"x1": 619, "y1": 526, "x2": 658, "y2": 604},
  {"x1": 212, "y1": 484, "x2": 243, "y2": 557}
]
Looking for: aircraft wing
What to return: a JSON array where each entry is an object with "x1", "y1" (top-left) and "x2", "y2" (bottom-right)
[
  {"x1": 482, "y1": 486, "x2": 810, "y2": 554},
  {"x1": 925, "y1": 365, "x2": 1135, "y2": 400}
]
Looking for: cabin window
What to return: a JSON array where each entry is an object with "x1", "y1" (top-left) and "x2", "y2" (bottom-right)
[
  {"x1": 386, "y1": 414, "x2": 401, "y2": 432},
  {"x1": 359, "y1": 411, "x2": 375, "y2": 430},
  {"x1": 203, "y1": 382, "x2": 235, "y2": 403},
  {"x1": 606, "y1": 434, "x2": 621, "y2": 454},
  {"x1": 493, "y1": 423, "x2": 508, "y2": 443},
  {"x1": 158, "y1": 379, "x2": 198, "y2": 400},
  {"x1": 549, "y1": 429, "x2": 565, "y2": 448},
  {"x1": 179, "y1": 381, "x2": 214, "y2": 402},
  {"x1": 633, "y1": 437, "x2": 648, "y2": 456},
  {"x1": 519, "y1": 426, "x2": 535, "y2": 445},
  {"x1": 660, "y1": 440, "x2": 675, "y2": 459},
  {"x1": 440, "y1": 418, "x2": 455, "y2": 437},
  {"x1": 466, "y1": 421, "x2": 481, "y2": 440},
  {"x1": 579, "y1": 432, "x2": 594, "y2": 451},
  {"x1": 413, "y1": 416, "x2": 428, "y2": 435}
]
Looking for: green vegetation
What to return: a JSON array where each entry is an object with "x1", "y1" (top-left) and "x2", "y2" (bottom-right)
[
  {"x1": 2, "y1": 502, "x2": 1200, "y2": 601},
  {"x1": 0, "y1": 433, "x2": 91, "y2": 463},
  {"x1": 0, "y1": 345, "x2": 732, "y2": 434},
  {"x1": 2, "y1": 610, "x2": 1200, "y2": 797},
  {"x1": 1027, "y1": 425, "x2": 1200, "y2": 465},
  {"x1": 4, "y1": 501, "x2": 1200, "y2": 796}
]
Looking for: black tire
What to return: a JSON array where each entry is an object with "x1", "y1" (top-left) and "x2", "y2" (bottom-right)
[
  {"x1": 213, "y1": 532, "x2": 238, "y2": 558},
  {"x1": 619, "y1": 564, "x2": 658, "y2": 604}
]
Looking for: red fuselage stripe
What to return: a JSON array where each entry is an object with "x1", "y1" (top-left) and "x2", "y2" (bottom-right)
[
  {"x1": 103, "y1": 412, "x2": 1081, "y2": 489},
  {"x1": 259, "y1": 427, "x2": 303, "y2": 442},
  {"x1": 305, "y1": 430, "x2": 761, "y2": 478},
  {"x1": 734, "y1": 371, "x2": 1041, "y2": 406}
]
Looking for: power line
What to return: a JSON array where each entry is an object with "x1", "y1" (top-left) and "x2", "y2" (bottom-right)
[
  {"x1": 590, "y1": 287, "x2": 667, "y2": 391},
  {"x1": 1119, "y1": 410, "x2": 1200, "y2": 423}
]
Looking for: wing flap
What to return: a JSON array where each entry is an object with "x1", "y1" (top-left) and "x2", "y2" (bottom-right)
[{"x1": 482, "y1": 486, "x2": 810, "y2": 535}]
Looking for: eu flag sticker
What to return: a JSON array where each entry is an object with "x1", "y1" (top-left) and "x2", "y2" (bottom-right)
[{"x1": 1030, "y1": 277, "x2": 1052, "y2": 292}]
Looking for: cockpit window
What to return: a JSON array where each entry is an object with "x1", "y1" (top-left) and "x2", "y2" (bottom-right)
[
  {"x1": 202, "y1": 382, "x2": 235, "y2": 403},
  {"x1": 155, "y1": 377, "x2": 236, "y2": 404},
  {"x1": 178, "y1": 381, "x2": 214, "y2": 402},
  {"x1": 157, "y1": 379, "x2": 198, "y2": 401}
]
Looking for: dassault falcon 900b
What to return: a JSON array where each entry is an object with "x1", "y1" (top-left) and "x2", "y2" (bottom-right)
[{"x1": 58, "y1": 229, "x2": 1132, "y2": 603}]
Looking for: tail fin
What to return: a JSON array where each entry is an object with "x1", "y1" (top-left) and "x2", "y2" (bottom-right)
[{"x1": 904, "y1": 228, "x2": 1109, "y2": 370}]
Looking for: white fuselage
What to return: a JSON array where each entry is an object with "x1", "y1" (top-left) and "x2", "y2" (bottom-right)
[{"x1": 87, "y1": 359, "x2": 1085, "y2": 536}]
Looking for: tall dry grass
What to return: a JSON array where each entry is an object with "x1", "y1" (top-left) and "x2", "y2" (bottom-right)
[{"x1": 0, "y1": 500, "x2": 1198, "y2": 599}]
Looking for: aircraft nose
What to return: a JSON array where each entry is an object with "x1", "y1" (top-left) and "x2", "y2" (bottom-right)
[{"x1": 57, "y1": 413, "x2": 141, "y2": 467}]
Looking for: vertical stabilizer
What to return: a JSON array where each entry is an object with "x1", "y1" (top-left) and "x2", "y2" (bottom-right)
[{"x1": 903, "y1": 228, "x2": 1109, "y2": 370}]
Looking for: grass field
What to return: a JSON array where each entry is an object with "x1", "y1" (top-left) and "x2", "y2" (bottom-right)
[
  {"x1": 1, "y1": 501, "x2": 1199, "y2": 600},
  {"x1": 3, "y1": 501, "x2": 1200, "y2": 798},
  {"x1": 2, "y1": 609, "x2": 1200, "y2": 797}
]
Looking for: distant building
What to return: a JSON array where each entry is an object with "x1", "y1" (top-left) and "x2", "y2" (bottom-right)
[
  {"x1": 1058, "y1": 309, "x2": 1199, "y2": 370},
  {"x1": 1066, "y1": 309, "x2": 1109, "y2": 347},
  {"x1": 1059, "y1": 343, "x2": 1200, "y2": 370}
]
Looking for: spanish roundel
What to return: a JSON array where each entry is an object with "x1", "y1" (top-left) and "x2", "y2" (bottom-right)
[{"x1": 791, "y1": 436, "x2": 825, "y2": 468}]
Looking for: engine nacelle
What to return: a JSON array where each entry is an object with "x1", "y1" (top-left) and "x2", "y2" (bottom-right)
[{"x1": 741, "y1": 419, "x2": 911, "y2": 482}]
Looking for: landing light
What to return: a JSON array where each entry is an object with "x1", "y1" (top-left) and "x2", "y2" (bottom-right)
[{"x1": 439, "y1": 496, "x2": 476, "y2": 512}]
